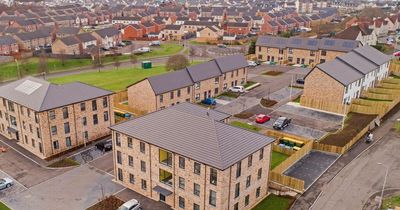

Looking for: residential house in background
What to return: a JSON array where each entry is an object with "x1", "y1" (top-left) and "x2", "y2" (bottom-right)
[
  {"x1": 13, "y1": 29, "x2": 52, "y2": 51},
  {"x1": 196, "y1": 25, "x2": 223, "y2": 42},
  {"x1": 0, "y1": 35, "x2": 18, "y2": 55},
  {"x1": 122, "y1": 24, "x2": 144, "y2": 40},
  {"x1": 0, "y1": 77, "x2": 114, "y2": 159},
  {"x1": 91, "y1": 27, "x2": 122, "y2": 49},
  {"x1": 161, "y1": 25, "x2": 184, "y2": 41},
  {"x1": 335, "y1": 25, "x2": 377, "y2": 46}
]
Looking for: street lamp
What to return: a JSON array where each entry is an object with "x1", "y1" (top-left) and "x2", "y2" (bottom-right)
[{"x1": 377, "y1": 162, "x2": 389, "y2": 210}]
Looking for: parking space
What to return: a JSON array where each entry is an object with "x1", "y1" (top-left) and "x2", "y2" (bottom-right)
[
  {"x1": 115, "y1": 188, "x2": 172, "y2": 210},
  {"x1": 0, "y1": 170, "x2": 26, "y2": 199},
  {"x1": 88, "y1": 152, "x2": 114, "y2": 175},
  {"x1": 69, "y1": 140, "x2": 112, "y2": 165}
]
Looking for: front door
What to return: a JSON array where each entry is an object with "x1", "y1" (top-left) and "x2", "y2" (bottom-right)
[
  {"x1": 204, "y1": 91, "x2": 207, "y2": 99},
  {"x1": 208, "y1": 90, "x2": 211, "y2": 98},
  {"x1": 15, "y1": 131, "x2": 19, "y2": 141},
  {"x1": 160, "y1": 194, "x2": 166, "y2": 202}
]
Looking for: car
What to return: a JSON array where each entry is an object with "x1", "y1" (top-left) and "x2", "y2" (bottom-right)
[
  {"x1": 95, "y1": 139, "x2": 112, "y2": 152},
  {"x1": 296, "y1": 78, "x2": 305, "y2": 84},
  {"x1": 217, "y1": 44, "x2": 227, "y2": 48},
  {"x1": 202, "y1": 98, "x2": 217, "y2": 105},
  {"x1": 149, "y1": 41, "x2": 161, "y2": 46},
  {"x1": 248, "y1": 60, "x2": 258, "y2": 67},
  {"x1": 118, "y1": 199, "x2": 141, "y2": 210},
  {"x1": 273, "y1": 117, "x2": 291, "y2": 130},
  {"x1": 0, "y1": 178, "x2": 13, "y2": 190},
  {"x1": 229, "y1": 86, "x2": 245, "y2": 93},
  {"x1": 255, "y1": 114, "x2": 271, "y2": 124},
  {"x1": 136, "y1": 47, "x2": 151, "y2": 53}
]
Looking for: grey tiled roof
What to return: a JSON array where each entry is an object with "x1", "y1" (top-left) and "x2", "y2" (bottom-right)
[
  {"x1": 186, "y1": 60, "x2": 221, "y2": 82},
  {"x1": 75, "y1": 32, "x2": 96, "y2": 42},
  {"x1": 0, "y1": 77, "x2": 113, "y2": 112},
  {"x1": 337, "y1": 51, "x2": 377, "y2": 75},
  {"x1": 170, "y1": 102, "x2": 231, "y2": 121},
  {"x1": 93, "y1": 27, "x2": 120, "y2": 38},
  {"x1": 59, "y1": 36, "x2": 80, "y2": 46},
  {"x1": 215, "y1": 54, "x2": 248, "y2": 73},
  {"x1": 317, "y1": 59, "x2": 363, "y2": 85},
  {"x1": 353, "y1": 45, "x2": 391, "y2": 65},
  {"x1": 147, "y1": 69, "x2": 193, "y2": 95},
  {"x1": 0, "y1": 35, "x2": 17, "y2": 45},
  {"x1": 111, "y1": 105, "x2": 273, "y2": 170}
]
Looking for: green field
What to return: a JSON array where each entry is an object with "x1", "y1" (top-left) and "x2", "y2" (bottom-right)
[
  {"x1": 252, "y1": 194, "x2": 294, "y2": 210},
  {"x1": 381, "y1": 194, "x2": 400, "y2": 210},
  {"x1": 271, "y1": 151, "x2": 289, "y2": 170},
  {"x1": 0, "y1": 43, "x2": 183, "y2": 81},
  {"x1": 0, "y1": 202, "x2": 10, "y2": 210},
  {"x1": 230, "y1": 121, "x2": 262, "y2": 132}
]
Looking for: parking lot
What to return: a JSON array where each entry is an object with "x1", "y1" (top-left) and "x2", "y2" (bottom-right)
[{"x1": 0, "y1": 170, "x2": 26, "y2": 200}]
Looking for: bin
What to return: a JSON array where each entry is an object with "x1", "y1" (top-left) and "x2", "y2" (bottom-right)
[{"x1": 142, "y1": 61, "x2": 152, "y2": 69}]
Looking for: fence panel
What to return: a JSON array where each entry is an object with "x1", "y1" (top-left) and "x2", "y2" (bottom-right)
[
  {"x1": 269, "y1": 171, "x2": 305, "y2": 192},
  {"x1": 272, "y1": 141, "x2": 313, "y2": 174},
  {"x1": 272, "y1": 144, "x2": 296, "y2": 156}
]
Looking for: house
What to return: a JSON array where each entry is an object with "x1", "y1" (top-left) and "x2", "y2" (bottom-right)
[
  {"x1": 183, "y1": 21, "x2": 220, "y2": 33},
  {"x1": 226, "y1": 22, "x2": 250, "y2": 35},
  {"x1": 75, "y1": 14, "x2": 89, "y2": 26},
  {"x1": 261, "y1": 21, "x2": 279, "y2": 35},
  {"x1": 0, "y1": 35, "x2": 18, "y2": 55},
  {"x1": 13, "y1": 29, "x2": 52, "y2": 51},
  {"x1": 110, "y1": 102, "x2": 273, "y2": 210},
  {"x1": 301, "y1": 45, "x2": 391, "y2": 113},
  {"x1": 51, "y1": 36, "x2": 81, "y2": 55},
  {"x1": 122, "y1": 24, "x2": 144, "y2": 40},
  {"x1": 75, "y1": 32, "x2": 97, "y2": 52},
  {"x1": 10, "y1": 19, "x2": 42, "y2": 32},
  {"x1": 127, "y1": 54, "x2": 248, "y2": 114},
  {"x1": 196, "y1": 25, "x2": 223, "y2": 42},
  {"x1": 255, "y1": 36, "x2": 359, "y2": 66},
  {"x1": 91, "y1": 27, "x2": 122, "y2": 49},
  {"x1": 140, "y1": 22, "x2": 157, "y2": 35},
  {"x1": 53, "y1": 15, "x2": 75, "y2": 27},
  {"x1": 335, "y1": 25, "x2": 377, "y2": 46},
  {"x1": 112, "y1": 16, "x2": 142, "y2": 26},
  {"x1": 56, "y1": 27, "x2": 83, "y2": 38},
  {"x1": 161, "y1": 25, "x2": 184, "y2": 41},
  {"x1": 0, "y1": 77, "x2": 114, "y2": 159}
]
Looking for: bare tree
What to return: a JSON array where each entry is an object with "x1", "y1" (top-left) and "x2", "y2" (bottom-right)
[
  {"x1": 188, "y1": 46, "x2": 196, "y2": 63},
  {"x1": 91, "y1": 46, "x2": 102, "y2": 72},
  {"x1": 166, "y1": 54, "x2": 189, "y2": 71},
  {"x1": 129, "y1": 43, "x2": 138, "y2": 68},
  {"x1": 111, "y1": 48, "x2": 120, "y2": 70},
  {"x1": 37, "y1": 49, "x2": 48, "y2": 79},
  {"x1": 19, "y1": 56, "x2": 30, "y2": 77},
  {"x1": 59, "y1": 49, "x2": 66, "y2": 66}
]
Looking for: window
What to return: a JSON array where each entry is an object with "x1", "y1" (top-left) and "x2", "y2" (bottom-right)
[
  {"x1": 117, "y1": 168, "x2": 123, "y2": 181},
  {"x1": 64, "y1": 122, "x2": 70, "y2": 134},
  {"x1": 310, "y1": 50, "x2": 315, "y2": 56},
  {"x1": 31, "y1": 139, "x2": 35, "y2": 147},
  {"x1": 140, "y1": 142, "x2": 145, "y2": 153},
  {"x1": 115, "y1": 133, "x2": 121, "y2": 147},
  {"x1": 141, "y1": 179, "x2": 147, "y2": 190},
  {"x1": 193, "y1": 203, "x2": 200, "y2": 210},
  {"x1": 321, "y1": 50, "x2": 327, "y2": 56},
  {"x1": 209, "y1": 190, "x2": 216, "y2": 207},
  {"x1": 234, "y1": 203, "x2": 239, "y2": 210},
  {"x1": 245, "y1": 195, "x2": 249, "y2": 206},
  {"x1": 177, "y1": 89, "x2": 181, "y2": 97},
  {"x1": 214, "y1": 88, "x2": 219, "y2": 95},
  {"x1": 37, "y1": 128, "x2": 41, "y2": 139},
  {"x1": 187, "y1": 87, "x2": 191, "y2": 94},
  {"x1": 103, "y1": 111, "x2": 109, "y2": 122},
  {"x1": 235, "y1": 183, "x2": 240, "y2": 198},
  {"x1": 103, "y1": 97, "x2": 108, "y2": 108},
  {"x1": 231, "y1": 72, "x2": 234, "y2": 78},
  {"x1": 83, "y1": 131, "x2": 88, "y2": 140},
  {"x1": 93, "y1": 114, "x2": 98, "y2": 125},
  {"x1": 257, "y1": 168, "x2": 262, "y2": 180},
  {"x1": 7, "y1": 101, "x2": 14, "y2": 112},
  {"x1": 128, "y1": 155, "x2": 134, "y2": 167},
  {"x1": 62, "y1": 107, "x2": 69, "y2": 119},
  {"x1": 194, "y1": 162, "x2": 201, "y2": 175},
  {"x1": 179, "y1": 196, "x2": 185, "y2": 208},
  {"x1": 246, "y1": 175, "x2": 251, "y2": 188},
  {"x1": 256, "y1": 187, "x2": 261, "y2": 198},
  {"x1": 92, "y1": 100, "x2": 97, "y2": 111},
  {"x1": 53, "y1": 140, "x2": 59, "y2": 149},
  {"x1": 288, "y1": 56, "x2": 293, "y2": 62},
  {"x1": 127, "y1": 137, "x2": 133, "y2": 148},
  {"x1": 288, "y1": 48, "x2": 293, "y2": 54},
  {"x1": 159, "y1": 149, "x2": 172, "y2": 167},
  {"x1": 195, "y1": 94, "x2": 200, "y2": 101},
  {"x1": 51, "y1": 126, "x2": 57, "y2": 135},
  {"x1": 129, "y1": 173, "x2": 135, "y2": 184},
  {"x1": 160, "y1": 194, "x2": 165, "y2": 202},
  {"x1": 248, "y1": 154, "x2": 253, "y2": 167},
  {"x1": 141, "y1": 160, "x2": 146, "y2": 172},
  {"x1": 159, "y1": 169, "x2": 173, "y2": 186},
  {"x1": 195, "y1": 82, "x2": 200, "y2": 89},
  {"x1": 223, "y1": 83, "x2": 227, "y2": 90},
  {"x1": 259, "y1": 148, "x2": 264, "y2": 160},
  {"x1": 179, "y1": 177, "x2": 185, "y2": 189},
  {"x1": 214, "y1": 77, "x2": 219, "y2": 84},
  {"x1": 236, "y1": 161, "x2": 241, "y2": 178},
  {"x1": 160, "y1": 95, "x2": 164, "y2": 103},
  {"x1": 210, "y1": 168, "x2": 217, "y2": 185},
  {"x1": 179, "y1": 157, "x2": 185, "y2": 169},
  {"x1": 279, "y1": 49, "x2": 284, "y2": 54},
  {"x1": 320, "y1": 59, "x2": 326, "y2": 63},
  {"x1": 66, "y1": 137, "x2": 71, "y2": 147},
  {"x1": 49, "y1": 110, "x2": 55, "y2": 120},
  {"x1": 39, "y1": 142, "x2": 43, "y2": 153},
  {"x1": 82, "y1": 117, "x2": 87, "y2": 126},
  {"x1": 80, "y1": 102, "x2": 86, "y2": 111},
  {"x1": 194, "y1": 183, "x2": 200, "y2": 196},
  {"x1": 170, "y1": 91, "x2": 174, "y2": 99},
  {"x1": 117, "y1": 151, "x2": 122, "y2": 164}
]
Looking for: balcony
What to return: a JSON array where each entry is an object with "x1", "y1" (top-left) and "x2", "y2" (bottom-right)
[
  {"x1": 159, "y1": 169, "x2": 173, "y2": 186},
  {"x1": 159, "y1": 149, "x2": 172, "y2": 167}
]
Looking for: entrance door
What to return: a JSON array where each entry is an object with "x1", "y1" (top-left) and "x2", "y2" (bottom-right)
[
  {"x1": 208, "y1": 90, "x2": 211, "y2": 98},
  {"x1": 204, "y1": 91, "x2": 207, "y2": 99},
  {"x1": 15, "y1": 131, "x2": 19, "y2": 141},
  {"x1": 160, "y1": 194, "x2": 166, "y2": 202}
]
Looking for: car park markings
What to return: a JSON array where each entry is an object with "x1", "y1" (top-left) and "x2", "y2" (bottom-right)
[{"x1": 0, "y1": 169, "x2": 27, "y2": 190}]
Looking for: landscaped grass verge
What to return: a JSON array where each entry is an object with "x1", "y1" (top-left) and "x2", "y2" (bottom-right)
[
  {"x1": 87, "y1": 196, "x2": 124, "y2": 210},
  {"x1": 244, "y1": 81, "x2": 257, "y2": 88},
  {"x1": 292, "y1": 96, "x2": 301, "y2": 103},
  {"x1": 252, "y1": 194, "x2": 295, "y2": 210},
  {"x1": 271, "y1": 151, "x2": 289, "y2": 170},
  {"x1": 230, "y1": 121, "x2": 262, "y2": 132},
  {"x1": 263, "y1": 71, "x2": 283, "y2": 76},
  {"x1": 0, "y1": 202, "x2": 11, "y2": 210},
  {"x1": 234, "y1": 112, "x2": 254, "y2": 119},
  {"x1": 48, "y1": 158, "x2": 80, "y2": 168},
  {"x1": 394, "y1": 121, "x2": 400, "y2": 133},
  {"x1": 381, "y1": 194, "x2": 400, "y2": 210},
  {"x1": 218, "y1": 91, "x2": 240, "y2": 98}
]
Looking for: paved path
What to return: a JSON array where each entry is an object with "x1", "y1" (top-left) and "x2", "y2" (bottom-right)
[{"x1": 291, "y1": 108, "x2": 400, "y2": 210}]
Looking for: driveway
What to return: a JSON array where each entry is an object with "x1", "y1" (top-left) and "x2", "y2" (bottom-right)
[{"x1": 1, "y1": 164, "x2": 124, "y2": 210}]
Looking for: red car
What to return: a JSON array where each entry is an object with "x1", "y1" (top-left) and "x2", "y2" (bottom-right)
[{"x1": 255, "y1": 114, "x2": 271, "y2": 124}]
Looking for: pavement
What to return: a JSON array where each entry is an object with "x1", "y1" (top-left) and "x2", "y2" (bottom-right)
[
  {"x1": 116, "y1": 188, "x2": 172, "y2": 210},
  {"x1": 291, "y1": 106, "x2": 400, "y2": 210}
]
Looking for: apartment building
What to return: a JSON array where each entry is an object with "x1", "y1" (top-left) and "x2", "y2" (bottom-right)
[
  {"x1": 301, "y1": 45, "x2": 391, "y2": 113},
  {"x1": 110, "y1": 103, "x2": 274, "y2": 210},
  {"x1": 0, "y1": 77, "x2": 114, "y2": 159},
  {"x1": 255, "y1": 36, "x2": 359, "y2": 67},
  {"x1": 127, "y1": 54, "x2": 248, "y2": 114}
]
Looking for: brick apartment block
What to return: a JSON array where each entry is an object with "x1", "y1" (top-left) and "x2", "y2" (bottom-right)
[
  {"x1": 110, "y1": 103, "x2": 274, "y2": 210},
  {"x1": 127, "y1": 54, "x2": 248, "y2": 114},
  {"x1": 0, "y1": 77, "x2": 114, "y2": 159},
  {"x1": 302, "y1": 45, "x2": 391, "y2": 113},
  {"x1": 255, "y1": 36, "x2": 360, "y2": 67}
]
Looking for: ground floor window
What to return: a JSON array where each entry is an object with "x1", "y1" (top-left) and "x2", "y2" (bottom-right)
[{"x1": 160, "y1": 194, "x2": 165, "y2": 202}]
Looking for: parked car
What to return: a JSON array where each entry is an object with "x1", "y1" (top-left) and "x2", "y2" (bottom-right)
[
  {"x1": 229, "y1": 86, "x2": 245, "y2": 93},
  {"x1": 149, "y1": 41, "x2": 161, "y2": 46},
  {"x1": 255, "y1": 114, "x2": 271, "y2": 124},
  {"x1": 136, "y1": 47, "x2": 151, "y2": 53},
  {"x1": 118, "y1": 199, "x2": 141, "y2": 210},
  {"x1": 273, "y1": 117, "x2": 291, "y2": 130},
  {"x1": 296, "y1": 78, "x2": 305, "y2": 84},
  {"x1": 95, "y1": 139, "x2": 112, "y2": 152},
  {"x1": 0, "y1": 178, "x2": 13, "y2": 190},
  {"x1": 217, "y1": 44, "x2": 227, "y2": 48},
  {"x1": 202, "y1": 98, "x2": 217, "y2": 105},
  {"x1": 248, "y1": 60, "x2": 258, "y2": 67}
]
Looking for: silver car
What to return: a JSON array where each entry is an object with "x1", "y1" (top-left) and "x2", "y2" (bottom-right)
[
  {"x1": 118, "y1": 199, "x2": 141, "y2": 210},
  {"x1": 0, "y1": 178, "x2": 13, "y2": 190}
]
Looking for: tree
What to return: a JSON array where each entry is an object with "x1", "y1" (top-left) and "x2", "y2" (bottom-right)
[
  {"x1": 248, "y1": 40, "x2": 256, "y2": 54},
  {"x1": 188, "y1": 46, "x2": 196, "y2": 63},
  {"x1": 59, "y1": 49, "x2": 66, "y2": 66},
  {"x1": 37, "y1": 49, "x2": 48, "y2": 78},
  {"x1": 111, "y1": 49, "x2": 120, "y2": 70},
  {"x1": 129, "y1": 44, "x2": 138, "y2": 68},
  {"x1": 91, "y1": 46, "x2": 103, "y2": 72},
  {"x1": 19, "y1": 57, "x2": 30, "y2": 77},
  {"x1": 166, "y1": 54, "x2": 189, "y2": 71}
]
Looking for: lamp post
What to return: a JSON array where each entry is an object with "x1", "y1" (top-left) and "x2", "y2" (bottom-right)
[{"x1": 377, "y1": 162, "x2": 389, "y2": 210}]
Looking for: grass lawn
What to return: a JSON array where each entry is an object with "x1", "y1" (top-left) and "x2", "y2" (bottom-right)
[
  {"x1": 218, "y1": 91, "x2": 240, "y2": 98},
  {"x1": 0, "y1": 202, "x2": 10, "y2": 210},
  {"x1": 230, "y1": 121, "x2": 262, "y2": 132},
  {"x1": 381, "y1": 194, "x2": 400, "y2": 210},
  {"x1": 263, "y1": 71, "x2": 283, "y2": 76},
  {"x1": 252, "y1": 194, "x2": 294, "y2": 210},
  {"x1": 271, "y1": 151, "x2": 289, "y2": 170},
  {"x1": 293, "y1": 96, "x2": 301, "y2": 103},
  {"x1": 244, "y1": 81, "x2": 257, "y2": 88},
  {"x1": 48, "y1": 158, "x2": 80, "y2": 168},
  {"x1": 394, "y1": 122, "x2": 400, "y2": 133}
]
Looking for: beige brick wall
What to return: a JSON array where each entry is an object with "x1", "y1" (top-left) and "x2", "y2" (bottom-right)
[
  {"x1": 112, "y1": 131, "x2": 271, "y2": 210},
  {"x1": 52, "y1": 40, "x2": 80, "y2": 55},
  {"x1": 157, "y1": 86, "x2": 193, "y2": 109},
  {"x1": 127, "y1": 79, "x2": 157, "y2": 114}
]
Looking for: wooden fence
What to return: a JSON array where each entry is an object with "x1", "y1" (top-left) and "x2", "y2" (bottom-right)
[
  {"x1": 272, "y1": 141, "x2": 313, "y2": 174},
  {"x1": 390, "y1": 61, "x2": 400, "y2": 74},
  {"x1": 112, "y1": 90, "x2": 147, "y2": 116},
  {"x1": 269, "y1": 171, "x2": 305, "y2": 193},
  {"x1": 266, "y1": 130, "x2": 311, "y2": 143},
  {"x1": 300, "y1": 96, "x2": 347, "y2": 114},
  {"x1": 272, "y1": 144, "x2": 296, "y2": 156}
]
